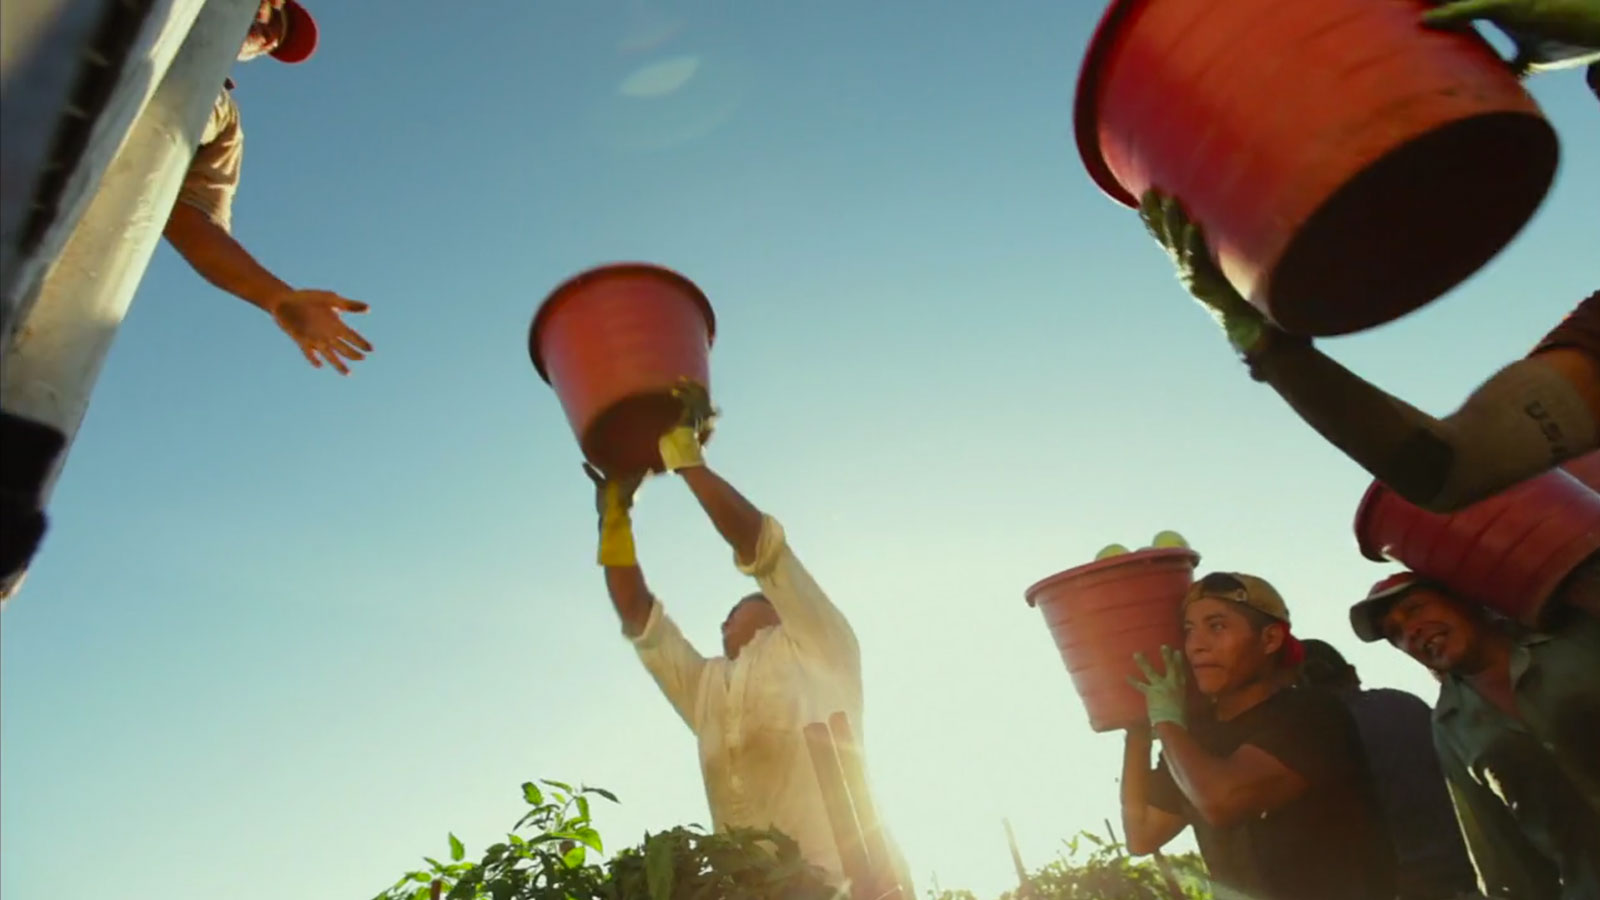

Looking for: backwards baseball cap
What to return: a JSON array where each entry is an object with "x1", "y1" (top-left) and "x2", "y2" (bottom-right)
[
  {"x1": 269, "y1": 1, "x2": 319, "y2": 64},
  {"x1": 1349, "y1": 571, "x2": 1442, "y2": 643},
  {"x1": 1184, "y1": 571, "x2": 1304, "y2": 665},
  {"x1": 1184, "y1": 571, "x2": 1290, "y2": 622}
]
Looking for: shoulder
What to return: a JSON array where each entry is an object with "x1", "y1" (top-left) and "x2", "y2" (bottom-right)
[
  {"x1": 1254, "y1": 686, "x2": 1362, "y2": 744},
  {"x1": 1359, "y1": 686, "x2": 1431, "y2": 712},
  {"x1": 1271, "y1": 684, "x2": 1353, "y2": 717},
  {"x1": 1239, "y1": 687, "x2": 1365, "y2": 780}
]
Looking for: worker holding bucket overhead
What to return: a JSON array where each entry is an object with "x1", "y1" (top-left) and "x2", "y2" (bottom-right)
[
  {"x1": 580, "y1": 386, "x2": 912, "y2": 896},
  {"x1": 1075, "y1": 0, "x2": 1600, "y2": 524},
  {"x1": 529, "y1": 264, "x2": 911, "y2": 895}
]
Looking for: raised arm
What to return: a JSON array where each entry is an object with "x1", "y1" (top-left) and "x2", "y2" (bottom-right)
[
  {"x1": 584, "y1": 464, "x2": 654, "y2": 635},
  {"x1": 657, "y1": 381, "x2": 859, "y2": 670},
  {"x1": 583, "y1": 464, "x2": 706, "y2": 726},
  {"x1": 1129, "y1": 648, "x2": 1311, "y2": 828},
  {"x1": 653, "y1": 379, "x2": 762, "y2": 562},
  {"x1": 1152, "y1": 721, "x2": 1309, "y2": 828},
  {"x1": 678, "y1": 465, "x2": 763, "y2": 566},
  {"x1": 164, "y1": 93, "x2": 371, "y2": 374},
  {"x1": 1252, "y1": 339, "x2": 1599, "y2": 513},
  {"x1": 1120, "y1": 725, "x2": 1188, "y2": 855},
  {"x1": 1140, "y1": 190, "x2": 1600, "y2": 513}
]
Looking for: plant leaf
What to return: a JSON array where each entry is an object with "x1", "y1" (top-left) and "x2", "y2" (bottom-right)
[
  {"x1": 522, "y1": 782, "x2": 544, "y2": 806},
  {"x1": 449, "y1": 833, "x2": 465, "y2": 862},
  {"x1": 563, "y1": 843, "x2": 587, "y2": 868}
]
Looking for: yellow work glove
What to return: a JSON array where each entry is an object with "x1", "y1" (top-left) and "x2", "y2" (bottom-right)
[
  {"x1": 583, "y1": 463, "x2": 644, "y2": 567},
  {"x1": 658, "y1": 378, "x2": 717, "y2": 472}
]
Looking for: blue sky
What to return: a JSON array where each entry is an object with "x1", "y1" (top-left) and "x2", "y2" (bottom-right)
[{"x1": 4, "y1": 3, "x2": 1598, "y2": 898}]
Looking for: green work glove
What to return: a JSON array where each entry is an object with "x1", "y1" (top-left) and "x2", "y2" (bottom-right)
[
  {"x1": 583, "y1": 463, "x2": 644, "y2": 567},
  {"x1": 658, "y1": 377, "x2": 717, "y2": 472},
  {"x1": 1138, "y1": 189, "x2": 1272, "y2": 358},
  {"x1": 1423, "y1": 0, "x2": 1600, "y2": 60},
  {"x1": 1129, "y1": 645, "x2": 1188, "y2": 730}
]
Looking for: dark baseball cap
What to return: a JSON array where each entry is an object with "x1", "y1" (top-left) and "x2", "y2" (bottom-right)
[{"x1": 1349, "y1": 571, "x2": 1443, "y2": 642}]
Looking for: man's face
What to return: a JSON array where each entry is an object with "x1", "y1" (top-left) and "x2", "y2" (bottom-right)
[
  {"x1": 721, "y1": 595, "x2": 778, "y2": 659},
  {"x1": 238, "y1": 0, "x2": 288, "y2": 61},
  {"x1": 1183, "y1": 597, "x2": 1282, "y2": 698},
  {"x1": 1379, "y1": 587, "x2": 1483, "y2": 673}
]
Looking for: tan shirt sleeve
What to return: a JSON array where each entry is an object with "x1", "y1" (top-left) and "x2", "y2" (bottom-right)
[
  {"x1": 175, "y1": 90, "x2": 243, "y2": 232},
  {"x1": 630, "y1": 599, "x2": 708, "y2": 732},
  {"x1": 736, "y1": 516, "x2": 861, "y2": 681}
]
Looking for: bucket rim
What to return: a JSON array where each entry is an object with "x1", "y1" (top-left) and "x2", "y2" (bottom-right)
[
  {"x1": 1024, "y1": 545, "x2": 1200, "y2": 607},
  {"x1": 1352, "y1": 479, "x2": 1393, "y2": 562},
  {"x1": 1073, "y1": 0, "x2": 1146, "y2": 210},
  {"x1": 527, "y1": 262, "x2": 717, "y2": 384}
]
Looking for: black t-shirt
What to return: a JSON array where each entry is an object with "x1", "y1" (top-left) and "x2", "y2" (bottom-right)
[{"x1": 1149, "y1": 685, "x2": 1397, "y2": 900}]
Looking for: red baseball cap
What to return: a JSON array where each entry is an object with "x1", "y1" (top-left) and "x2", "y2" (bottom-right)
[
  {"x1": 269, "y1": 1, "x2": 319, "y2": 64},
  {"x1": 1349, "y1": 571, "x2": 1442, "y2": 643}
]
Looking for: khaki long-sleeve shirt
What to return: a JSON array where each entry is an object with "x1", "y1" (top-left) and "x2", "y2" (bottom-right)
[{"x1": 630, "y1": 515, "x2": 908, "y2": 891}]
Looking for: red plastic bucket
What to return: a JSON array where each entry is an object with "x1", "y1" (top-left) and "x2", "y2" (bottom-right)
[
  {"x1": 1074, "y1": 0, "x2": 1557, "y2": 336},
  {"x1": 529, "y1": 263, "x2": 715, "y2": 474},
  {"x1": 1025, "y1": 547, "x2": 1200, "y2": 733},
  {"x1": 1353, "y1": 469, "x2": 1600, "y2": 626}
]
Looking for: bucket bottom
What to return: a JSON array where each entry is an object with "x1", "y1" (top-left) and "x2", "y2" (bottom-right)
[
  {"x1": 1269, "y1": 112, "x2": 1557, "y2": 336},
  {"x1": 581, "y1": 390, "x2": 688, "y2": 475}
]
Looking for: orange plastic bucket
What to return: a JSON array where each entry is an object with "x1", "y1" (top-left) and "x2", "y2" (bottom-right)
[
  {"x1": 1354, "y1": 469, "x2": 1600, "y2": 626},
  {"x1": 1025, "y1": 547, "x2": 1200, "y2": 733},
  {"x1": 1074, "y1": 0, "x2": 1557, "y2": 336},
  {"x1": 528, "y1": 263, "x2": 715, "y2": 474}
]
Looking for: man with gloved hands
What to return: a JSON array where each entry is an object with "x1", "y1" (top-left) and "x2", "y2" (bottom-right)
[
  {"x1": 583, "y1": 379, "x2": 910, "y2": 894},
  {"x1": 1117, "y1": 572, "x2": 1394, "y2": 900}
]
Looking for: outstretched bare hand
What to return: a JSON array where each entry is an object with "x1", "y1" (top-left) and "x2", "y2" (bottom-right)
[{"x1": 266, "y1": 288, "x2": 373, "y2": 375}]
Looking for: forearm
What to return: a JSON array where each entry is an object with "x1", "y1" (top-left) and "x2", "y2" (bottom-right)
[
  {"x1": 1154, "y1": 722, "x2": 1248, "y2": 827},
  {"x1": 1120, "y1": 729, "x2": 1167, "y2": 854},
  {"x1": 677, "y1": 465, "x2": 764, "y2": 565},
  {"x1": 163, "y1": 202, "x2": 288, "y2": 311},
  {"x1": 1254, "y1": 339, "x2": 1456, "y2": 497},
  {"x1": 1254, "y1": 339, "x2": 1596, "y2": 511},
  {"x1": 604, "y1": 564, "x2": 655, "y2": 637}
]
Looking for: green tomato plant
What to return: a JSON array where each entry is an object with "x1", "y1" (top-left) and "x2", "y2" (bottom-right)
[{"x1": 373, "y1": 779, "x2": 842, "y2": 900}]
